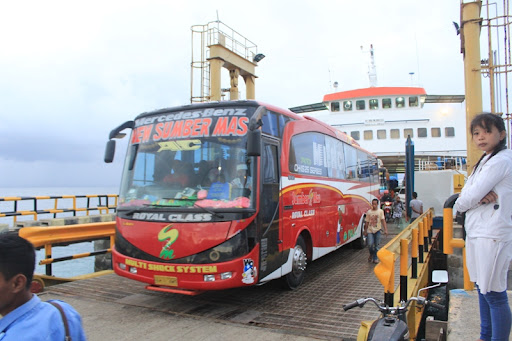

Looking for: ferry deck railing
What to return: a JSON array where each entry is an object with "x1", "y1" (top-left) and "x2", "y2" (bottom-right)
[
  {"x1": 372, "y1": 208, "x2": 442, "y2": 340},
  {"x1": 18, "y1": 221, "x2": 116, "y2": 291},
  {"x1": 0, "y1": 194, "x2": 118, "y2": 227},
  {"x1": 417, "y1": 157, "x2": 467, "y2": 171}
]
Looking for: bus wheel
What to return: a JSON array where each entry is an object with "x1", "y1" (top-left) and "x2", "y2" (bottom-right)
[
  {"x1": 284, "y1": 235, "x2": 307, "y2": 290},
  {"x1": 352, "y1": 221, "x2": 367, "y2": 249}
]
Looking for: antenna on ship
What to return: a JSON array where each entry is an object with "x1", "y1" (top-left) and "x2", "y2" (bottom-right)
[
  {"x1": 368, "y1": 44, "x2": 377, "y2": 87},
  {"x1": 361, "y1": 44, "x2": 378, "y2": 88}
]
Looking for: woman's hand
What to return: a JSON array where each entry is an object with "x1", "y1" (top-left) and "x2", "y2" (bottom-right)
[{"x1": 479, "y1": 191, "x2": 498, "y2": 205}]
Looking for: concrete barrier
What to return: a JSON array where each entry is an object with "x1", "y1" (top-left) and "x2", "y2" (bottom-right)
[
  {"x1": 89, "y1": 214, "x2": 115, "y2": 222},
  {"x1": 14, "y1": 221, "x2": 44, "y2": 229},
  {"x1": 0, "y1": 224, "x2": 9, "y2": 233},
  {"x1": 40, "y1": 218, "x2": 66, "y2": 226},
  {"x1": 94, "y1": 239, "x2": 113, "y2": 271}
]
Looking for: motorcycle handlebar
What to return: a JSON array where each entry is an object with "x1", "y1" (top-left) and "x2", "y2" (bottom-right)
[
  {"x1": 343, "y1": 298, "x2": 380, "y2": 311},
  {"x1": 343, "y1": 296, "x2": 444, "y2": 313},
  {"x1": 343, "y1": 301, "x2": 360, "y2": 311}
]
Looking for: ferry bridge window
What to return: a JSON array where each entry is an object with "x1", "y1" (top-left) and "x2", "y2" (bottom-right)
[
  {"x1": 431, "y1": 127, "x2": 441, "y2": 137},
  {"x1": 369, "y1": 99, "x2": 379, "y2": 110},
  {"x1": 351, "y1": 131, "x2": 360, "y2": 140},
  {"x1": 377, "y1": 129, "x2": 386, "y2": 139},
  {"x1": 418, "y1": 128, "x2": 427, "y2": 138},
  {"x1": 396, "y1": 97, "x2": 405, "y2": 108},
  {"x1": 364, "y1": 130, "x2": 373, "y2": 140},
  {"x1": 331, "y1": 102, "x2": 340, "y2": 112},
  {"x1": 382, "y1": 98, "x2": 392, "y2": 109},
  {"x1": 445, "y1": 127, "x2": 455, "y2": 137},
  {"x1": 356, "y1": 100, "x2": 366, "y2": 110},
  {"x1": 404, "y1": 128, "x2": 413, "y2": 138},
  {"x1": 343, "y1": 100, "x2": 353, "y2": 111},
  {"x1": 390, "y1": 129, "x2": 400, "y2": 139},
  {"x1": 409, "y1": 96, "x2": 419, "y2": 107}
]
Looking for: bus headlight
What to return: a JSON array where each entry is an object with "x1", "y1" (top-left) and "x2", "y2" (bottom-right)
[
  {"x1": 220, "y1": 272, "x2": 232, "y2": 280},
  {"x1": 204, "y1": 275, "x2": 215, "y2": 282},
  {"x1": 119, "y1": 263, "x2": 127, "y2": 270}
]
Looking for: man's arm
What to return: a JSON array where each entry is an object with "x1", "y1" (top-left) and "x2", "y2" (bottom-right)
[
  {"x1": 381, "y1": 218, "x2": 388, "y2": 235},
  {"x1": 410, "y1": 202, "x2": 421, "y2": 214}
]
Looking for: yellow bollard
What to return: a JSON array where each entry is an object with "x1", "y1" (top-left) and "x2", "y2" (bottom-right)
[
  {"x1": 443, "y1": 208, "x2": 454, "y2": 254},
  {"x1": 400, "y1": 239, "x2": 408, "y2": 302}
]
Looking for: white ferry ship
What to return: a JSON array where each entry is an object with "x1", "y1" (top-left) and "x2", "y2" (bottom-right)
[
  {"x1": 289, "y1": 48, "x2": 466, "y2": 175},
  {"x1": 288, "y1": 47, "x2": 467, "y2": 215}
]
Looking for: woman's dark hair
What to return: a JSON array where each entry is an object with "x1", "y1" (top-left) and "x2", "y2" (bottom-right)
[
  {"x1": 0, "y1": 232, "x2": 36, "y2": 289},
  {"x1": 470, "y1": 112, "x2": 507, "y2": 174}
]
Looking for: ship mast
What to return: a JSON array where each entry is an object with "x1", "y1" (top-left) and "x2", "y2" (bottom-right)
[{"x1": 368, "y1": 44, "x2": 378, "y2": 87}]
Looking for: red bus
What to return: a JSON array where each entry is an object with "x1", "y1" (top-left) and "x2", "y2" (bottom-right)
[{"x1": 105, "y1": 101, "x2": 379, "y2": 295}]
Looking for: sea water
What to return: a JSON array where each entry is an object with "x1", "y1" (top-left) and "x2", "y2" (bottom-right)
[{"x1": 0, "y1": 186, "x2": 119, "y2": 277}]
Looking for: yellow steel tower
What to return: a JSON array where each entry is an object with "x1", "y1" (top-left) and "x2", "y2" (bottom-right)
[
  {"x1": 460, "y1": 0, "x2": 512, "y2": 172},
  {"x1": 190, "y1": 21, "x2": 264, "y2": 103}
]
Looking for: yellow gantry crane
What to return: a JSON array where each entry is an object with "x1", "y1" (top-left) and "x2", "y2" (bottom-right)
[{"x1": 190, "y1": 20, "x2": 264, "y2": 103}]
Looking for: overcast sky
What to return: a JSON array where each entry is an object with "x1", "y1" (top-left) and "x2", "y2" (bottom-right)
[{"x1": 0, "y1": 1, "x2": 471, "y2": 189}]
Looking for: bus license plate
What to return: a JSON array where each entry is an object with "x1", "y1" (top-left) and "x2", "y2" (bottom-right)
[{"x1": 154, "y1": 275, "x2": 178, "y2": 287}]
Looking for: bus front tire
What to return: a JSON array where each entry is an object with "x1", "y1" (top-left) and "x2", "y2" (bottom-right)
[
  {"x1": 283, "y1": 235, "x2": 307, "y2": 290},
  {"x1": 352, "y1": 220, "x2": 367, "y2": 249},
  {"x1": 353, "y1": 232, "x2": 367, "y2": 249}
]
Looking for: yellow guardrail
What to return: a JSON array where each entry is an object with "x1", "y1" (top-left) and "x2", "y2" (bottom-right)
[
  {"x1": 443, "y1": 207, "x2": 473, "y2": 290},
  {"x1": 374, "y1": 208, "x2": 437, "y2": 341},
  {"x1": 18, "y1": 221, "x2": 116, "y2": 291},
  {"x1": 0, "y1": 194, "x2": 118, "y2": 226}
]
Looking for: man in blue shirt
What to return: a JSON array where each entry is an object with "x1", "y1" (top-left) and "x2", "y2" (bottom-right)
[{"x1": 0, "y1": 232, "x2": 86, "y2": 340}]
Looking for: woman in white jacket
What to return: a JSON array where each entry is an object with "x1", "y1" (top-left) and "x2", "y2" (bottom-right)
[{"x1": 454, "y1": 113, "x2": 512, "y2": 341}]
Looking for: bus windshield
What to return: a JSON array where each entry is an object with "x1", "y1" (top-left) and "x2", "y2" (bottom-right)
[{"x1": 118, "y1": 106, "x2": 257, "y2": 211}]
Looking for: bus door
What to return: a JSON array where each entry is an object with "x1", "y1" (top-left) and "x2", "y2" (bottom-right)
[{"x1": 258, "y1": 138, "x2": 281, "y2": 280}]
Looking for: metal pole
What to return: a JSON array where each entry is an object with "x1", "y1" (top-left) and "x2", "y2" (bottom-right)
[
  {"x1": 405, "y1": 136, "x2": 414, "y2": 218},
  {"x1": 461, "y1": 1, "x2": 484, "y2": 173}
]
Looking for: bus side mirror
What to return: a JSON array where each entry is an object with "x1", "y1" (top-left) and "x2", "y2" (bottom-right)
[
  {"x1": 247, "y1": 129, "x2": 261, "y2": 156},
  {"x1": 104, "y1": 140, "x2": 116, "y2": 163}
]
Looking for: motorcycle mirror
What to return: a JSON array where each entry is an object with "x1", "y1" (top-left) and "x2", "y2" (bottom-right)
[
  {"x1": 418, "y1": 270, "x2": 449, "y2": 296},
  {"x1": 432, "y1": 270, "x2": 448, "y2": 284}
]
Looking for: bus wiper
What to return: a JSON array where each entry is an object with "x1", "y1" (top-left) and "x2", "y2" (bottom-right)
[
  {"x1": 118, "y1": 209, "x2": 138, "y2": 216},
  {"x1": 143, "y1": 203, "x2": 182, "y2": 208},
  {"x1": 194, "y1": 203, "x2": 224, "y2": 219}
]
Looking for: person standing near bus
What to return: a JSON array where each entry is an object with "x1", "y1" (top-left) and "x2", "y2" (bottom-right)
[
  {"x1": 454, "y1": 113, "x2": 512, "y2": 341},
  {"x1": 364, "y1": 199, "x2": 388, "y2": 264},
  {"x1": 0, "y1": 232, "x2": 87, "y2": 340}
]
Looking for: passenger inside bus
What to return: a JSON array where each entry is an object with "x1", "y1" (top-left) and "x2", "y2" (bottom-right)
[
  {"x1": 163, "y1": 160, "x2": 192, "y2": 187},
  {"x1": 231, "y1": 164, "x2": 252, "y2": 190},
  {"x1": 206, "y1": 174, "x2": 232, "y2": 200}
]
